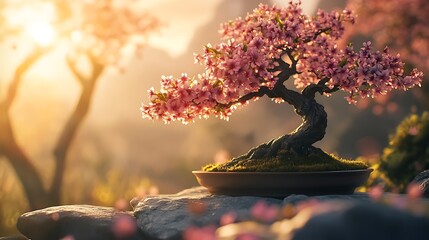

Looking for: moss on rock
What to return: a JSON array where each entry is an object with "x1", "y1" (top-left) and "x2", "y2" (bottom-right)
[{"x1": 203, "y1": 147, "x2": 368, "y2": 172}]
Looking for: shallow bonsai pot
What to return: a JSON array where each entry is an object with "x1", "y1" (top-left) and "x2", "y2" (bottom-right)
[{"x1": 192, "y1": 169, "x2": 373, "y2": 197}]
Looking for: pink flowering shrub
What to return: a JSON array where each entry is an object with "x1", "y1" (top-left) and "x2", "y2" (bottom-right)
[{"x1": 141, "y1": 2, "x2": 422, "y2": 125}]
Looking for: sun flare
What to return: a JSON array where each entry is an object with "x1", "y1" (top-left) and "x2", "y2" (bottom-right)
[
  {"x1": 24, "y1": 21, "x2": 57, "y2": 47},
  {"x1": 4, "y1": 1, "x2": 57, "y2": 47}
]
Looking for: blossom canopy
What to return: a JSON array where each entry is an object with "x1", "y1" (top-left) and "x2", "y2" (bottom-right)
[{"x1": 141, "y1": 2, "x2": 422, "y2": 124}]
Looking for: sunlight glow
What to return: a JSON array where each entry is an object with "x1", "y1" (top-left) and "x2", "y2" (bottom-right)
[
  {"x1": 70, "y1": 30, "x2": 83, "y2": 44},
  {"x1": 5, "y1": 1, "x2": 57, "y2": 46},
  {"x1": 24, "y1": 21, "x2": 56, "y2": 47}
]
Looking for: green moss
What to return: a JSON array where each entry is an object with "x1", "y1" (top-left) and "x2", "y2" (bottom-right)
[{"x1": 203, "y1": 148, "x2": 368, "y2": 172}]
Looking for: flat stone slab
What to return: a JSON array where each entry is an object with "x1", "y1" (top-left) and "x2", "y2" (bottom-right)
[
  {"x1": 132, "y1": 187, "x2": 282, "y2": 239},
  {"x1": 17, "y1": 205, "x2": 140, "y2": 240}
]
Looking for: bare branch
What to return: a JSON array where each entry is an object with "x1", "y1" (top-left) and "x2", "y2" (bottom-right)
[
  {"x1": 87, "y1": 51, "x2": 105, "y2": 80},
  {"x1": 269, "y1": 48, "x2": 300, "y2": 88},
  {"x1": 3, "y1": 47, "x2": 49, "y2": 109},
  {"x1": 66, "y1": 55, "x2": 88, "y2": 86}
]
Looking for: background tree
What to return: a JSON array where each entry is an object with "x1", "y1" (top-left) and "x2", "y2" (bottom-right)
[
  {"x1": 0, "y1": 0, "x2": 158, "y2": 210},
  {"x1": 141, "y1": 2, "x2": 422, "y2": 169}
]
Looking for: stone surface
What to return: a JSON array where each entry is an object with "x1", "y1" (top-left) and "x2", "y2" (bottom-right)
[
  {"x1": 132, "y1": 187, "x2": 370, "y2": 240},
  {"x1": 132, "y1": 187, "x2": 282, "y2": 239},
  {"x1": 413, "y1": 170, "x2": 429, "y2": 197},
  {"x1": 292, "y1": 201, "x2": 429, "y2": 240},
  {"x1": 17, "y1": 205, "x2": 142, "y2": 240},
  {"x1": 282, "y1": 192, "x2": 370, "y2": 205},
  {"x1": 0, "y1": 236, "x2": 28, "y2": 240}
]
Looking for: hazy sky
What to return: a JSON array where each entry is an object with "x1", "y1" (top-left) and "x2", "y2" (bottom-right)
[
  {"x1": 138, "y1": 0, "x2": 319, "y2": 57},
  {"x1": 139, "y1": 0, "x2": 225, "y2": 57}
]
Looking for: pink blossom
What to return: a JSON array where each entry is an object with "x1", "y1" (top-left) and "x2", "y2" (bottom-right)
[
  {"x1": 114, "y1": 198, "x2": 129, "y2": 211},
  {"x1": 368, "y1": 185, "x2": 384, "y2": 201},
  {"x1": 141, "y1": 2, "x2": 422, "y2": 123},
  {"x1": 72, "y1": 0, "x2": 158, "y2": 66},
  {"x1": 60, "y1": 236, "x2": 75, "y2": 240},
  {"x1": 250, "y1": 201, "x2": 280, "y2": 222},
  {"x1": 407, "y1": 183, "x2": 423, "y2": 200},
  {"x1": 112, "y1": 214, "x2": 137, "y2": 238},
  {"x1": 183, "y1": 225, "x2": 216, "y2": 240},
  {"x1": 236, "y1": 233, "x2": 261, "y2": 240},
  {"x1": 346, "y1": 0, "x2": 429, "y2": 71},
  {"x1": 220, "y1": 211, "x2": 237, "y2": 226}
]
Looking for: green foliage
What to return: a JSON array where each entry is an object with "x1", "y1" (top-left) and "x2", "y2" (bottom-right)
[
  {"x1": 203, "y1": 148, "x2": 368, "y2": 172},
  {"x1": 378, "y1": 112, "x2": 429, "y2": 191}
]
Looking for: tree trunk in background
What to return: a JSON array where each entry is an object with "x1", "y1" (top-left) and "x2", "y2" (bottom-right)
[
  {"x1": 0, "y1": 50, "x2": 104, "y2": 210},
  {"x1": 0, "y1": 106, "x2": 53, "y2": 210}
]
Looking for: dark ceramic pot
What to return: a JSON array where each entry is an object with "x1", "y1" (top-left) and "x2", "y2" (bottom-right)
[{"x1": 193, "y1": 169, "x2": 373, "y2": 197}]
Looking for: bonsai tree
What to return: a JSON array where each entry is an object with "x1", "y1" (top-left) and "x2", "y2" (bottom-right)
[{"x1": 141, "y1": 2, "x2": 422, "y2": 171}]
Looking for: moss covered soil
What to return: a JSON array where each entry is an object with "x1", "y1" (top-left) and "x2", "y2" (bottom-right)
[{"x1": 203, "y1": 148, "x2": 368, "y2": 172}]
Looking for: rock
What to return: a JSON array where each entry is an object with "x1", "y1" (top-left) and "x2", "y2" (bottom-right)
[
  {"x1": 132, "y1": 187, "x2": 370, "y2": 240},
  {"x1": 0, "y1": 236, "x2": 28, "y2": 240},
  {"x1": 282, "y1": 192, "x2": 370, "y2": 205},
  {"x1": 132, "y1": 187, "x2": 283, "y2": 239},
  {"x1": 413, "y1": 170, "x2": 429, "y2": 197},
  {"x1": 292, "y1": 201, "x2": 429, "y2": 240},
  {"x1": 17, "y1": 205, "x2": 142, "y2": 240},
  {"x1": 17, "y1": 187, "x2": 426, "y2": 240}
]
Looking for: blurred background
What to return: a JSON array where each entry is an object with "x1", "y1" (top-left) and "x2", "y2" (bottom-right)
[{"x1": 0, "y1": 0, "x2": 426, "y2": 235}]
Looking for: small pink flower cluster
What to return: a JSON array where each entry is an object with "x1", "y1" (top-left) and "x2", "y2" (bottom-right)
[
  {"x1": 141, "y1": 1, "x2": 422, "y2": 124},
  {"x1": 297, "y1": 41, "x2": 423, "y2": 104}
]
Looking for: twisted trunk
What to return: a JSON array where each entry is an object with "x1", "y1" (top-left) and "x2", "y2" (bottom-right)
[{"x1": 230, "y1": 84, "x2": 328, "y2": 163}]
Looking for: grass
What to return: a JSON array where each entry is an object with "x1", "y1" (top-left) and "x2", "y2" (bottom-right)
[{"x1": 203, "y1": 147, "x2": 368, "y2": 172}]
